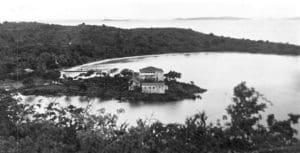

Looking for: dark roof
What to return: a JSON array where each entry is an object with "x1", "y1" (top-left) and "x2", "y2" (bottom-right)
[{"x1": 139, "y1": 66, "x2": 163, "y2": 73}]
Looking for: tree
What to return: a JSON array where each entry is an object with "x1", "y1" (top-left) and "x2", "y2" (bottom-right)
[
  {"x1": 1, "y1": 81, "x2": 300, "y2": 153},
  {"x1": 164, "y1": 71, "x2": 181, "y2": 81},
  {"x1": 0, "y1": 90, "x2": 33, "y2": 138},
  {"x1": 226, "y1": 82, "x2": 268, "y2": 150},
  {"x1": 120, "y1": 69, "x2": 134, "y2": 77},
  {"x1": 22, "y1": 77, "x2": 34, "y2": 87},
  {"x1": 43, "y1": 70, "x2": 61, "y2": 80},
  {"x1": 84, "y1": 70, "x2": 95, "y2": 77},
  {"x1": 267, "y1": 113, "x2": 300, "y2": 146},
  {"x1": 0, "y1": 90, "x2": 19, "y2": 137},
  {"x1": 37, "y1": 52, "x2": 58, "y2": 71}
]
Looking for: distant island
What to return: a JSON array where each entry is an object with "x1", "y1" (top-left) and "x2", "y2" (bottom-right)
[
  {"x1": 174, "y1": 16, "x2": 249, "y2": 20},
  {"x1": 0, "y1": 22, "x2": 300, "y2": 85},
  {"x1": 101, "y1": 18, "x2": 134, "y2": 22},
  {"x1": 287, "y1": 17, "x2": 300, "y2": 20}
]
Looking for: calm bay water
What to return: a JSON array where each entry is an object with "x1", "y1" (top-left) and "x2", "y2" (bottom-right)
[{"x1": 24, "y1": 53, "x2": 300, "y2": 134}]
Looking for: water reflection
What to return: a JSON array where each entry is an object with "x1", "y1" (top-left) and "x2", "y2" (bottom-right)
[{"x1": 292, "y1": 72, "x2": 300, "y2": 92}]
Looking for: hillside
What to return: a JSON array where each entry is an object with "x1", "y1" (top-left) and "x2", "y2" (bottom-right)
[{"x1": 0, "y1": 22, "x2": 300, "y2": 78}]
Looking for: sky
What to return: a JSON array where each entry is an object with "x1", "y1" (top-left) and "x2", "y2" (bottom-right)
[{"x1": 0, "y1": 0, "x2": 299, "y2": 21}]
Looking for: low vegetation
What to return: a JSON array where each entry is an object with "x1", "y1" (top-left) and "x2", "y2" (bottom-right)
[
  {"x1": 122, "y1": 80, "x2": 206, "y2": 102},
  {"x1": 1, "y1": 82, "x2": 299, "y2": 153},
  {"x1": 20, "y1": 70, "x2": 206, "y2": 102}
]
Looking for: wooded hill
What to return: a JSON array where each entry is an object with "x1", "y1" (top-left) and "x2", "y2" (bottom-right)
[{"x1": 0, "y1": 22, "x2": 299, "y2": 76}]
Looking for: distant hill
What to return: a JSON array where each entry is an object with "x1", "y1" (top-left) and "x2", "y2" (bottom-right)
[
  {"x1": 287, "y1": 17, "x2": 300, "y2": 20},
  {"x1": 174, "y1": 17, "x2": 249, "y2": 20},
  {"x1": 101, "y1": 19, "x2": 134, "y2": 22},
  {"x1": 0, "y1": 22, "x2": 299, "y2": 77}
]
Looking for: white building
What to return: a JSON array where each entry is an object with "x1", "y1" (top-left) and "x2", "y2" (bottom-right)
[
  {"x1": 128, "y1": 66, "x2": 168, "y2": 94},
  {"x1": 139, "y1": 66, "x2": 164, "y2": 81},
  {"x1": 141, "y1": 82, "x2": 168, "y2": 94}
]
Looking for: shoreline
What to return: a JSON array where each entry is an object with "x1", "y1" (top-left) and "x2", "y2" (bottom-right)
[{"x1": 62, "y1": 51, "x2": 300, "y2": 72}]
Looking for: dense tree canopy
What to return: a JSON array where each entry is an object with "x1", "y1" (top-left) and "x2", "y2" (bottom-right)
[{"x1": 0, "y1": 22, "x2": 300, "y2": 81}]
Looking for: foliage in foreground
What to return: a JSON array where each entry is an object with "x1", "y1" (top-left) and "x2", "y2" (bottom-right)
[{"x1": 0, "y1": 82, "x2": 300, "y2": 153}]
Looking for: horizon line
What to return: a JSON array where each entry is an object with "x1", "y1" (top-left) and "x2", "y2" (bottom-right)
[{"x1": 1, "y1": 16, "x2": 300, "y2": 23}]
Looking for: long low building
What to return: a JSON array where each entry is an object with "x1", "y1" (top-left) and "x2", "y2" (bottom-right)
[{"x1": 141, "y1": 82, "x2": 168, "y2": 94}]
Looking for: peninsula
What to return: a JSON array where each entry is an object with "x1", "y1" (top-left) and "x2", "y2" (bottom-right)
[{"x1": 19, "y1": 67, "x2": 207, "y2": 102}]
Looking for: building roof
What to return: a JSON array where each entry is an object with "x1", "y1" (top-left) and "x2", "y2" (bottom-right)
[
  {"x1": 141, "y1": 82, "x2": 166, "y2": 86},
  {"x1": 139, "y1": 66, "x2": 163, "y2": 73}
]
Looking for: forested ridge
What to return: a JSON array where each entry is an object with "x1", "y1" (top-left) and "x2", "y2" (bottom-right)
[{"x1": 0, "y1": 22, "x2": 300, "y2": 78}]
